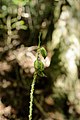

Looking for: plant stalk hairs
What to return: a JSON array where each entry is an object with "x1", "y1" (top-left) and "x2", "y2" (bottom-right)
[{"x1": 29, "y1": 33, "x2": 47, "y2": 120}]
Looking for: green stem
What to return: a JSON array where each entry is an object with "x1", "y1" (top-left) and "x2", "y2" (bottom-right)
[
  {"x1": 38, "y1": 32, "x2": 41, "y2": 48},
  {"x1": 29, "y1": 32, "x2": 42, "y2": 120},
  {"x1": 37, "y1": 32, "x2": 41, "y2": 60},
  {"x1": 29, "y1": 72, "x2": 37, "y2": 120}
]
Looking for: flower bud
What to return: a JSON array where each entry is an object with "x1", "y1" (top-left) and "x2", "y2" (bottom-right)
[
  {"x1": 40, "y1": 47, "x2": 47, "y2": 59},
  {"x1": 34, "y1": 60, "x2": 44, "y2": 71}
]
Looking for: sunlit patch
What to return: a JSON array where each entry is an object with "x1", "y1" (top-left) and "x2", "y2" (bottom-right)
[
  {"x1": 22, "y1": 13, "x2": 30, "y2": 18},
  {"x1": 0, "y1": 79, "x2": 11, "y2": 88}
]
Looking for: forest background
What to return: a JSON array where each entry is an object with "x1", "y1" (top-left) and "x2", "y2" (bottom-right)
[{"x1": 0, "y1": 0, "x2": 80, "y2": 120}]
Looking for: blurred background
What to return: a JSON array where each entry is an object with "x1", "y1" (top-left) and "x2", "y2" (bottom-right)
[{"x1": 0, "y1": 0, "x2": 80, "y2": 120}]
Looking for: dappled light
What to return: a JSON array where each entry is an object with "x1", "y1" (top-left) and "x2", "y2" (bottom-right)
[{"x1": 0, "y1": 0, "x2": 80, "y2": 120}]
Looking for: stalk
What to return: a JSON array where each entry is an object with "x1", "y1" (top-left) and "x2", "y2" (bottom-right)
[{"x1": 29, "y1": 72, "x2": 37, "y2": 120}]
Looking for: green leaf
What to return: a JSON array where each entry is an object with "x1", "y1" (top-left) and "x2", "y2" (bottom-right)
[
  {"x1": 38, "y1": 71, "x2": 47, "y2": 77},
  {"x1": 12, "y1": 0, "x2": 28, "y2": 6}
]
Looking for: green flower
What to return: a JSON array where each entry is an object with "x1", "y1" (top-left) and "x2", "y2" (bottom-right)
[
  {"x1": 34, "y1": 60, "x2": 44, "y2": 71},
  {"x1": 40, "y1": 47, "x2": 47, "y2": 59}
]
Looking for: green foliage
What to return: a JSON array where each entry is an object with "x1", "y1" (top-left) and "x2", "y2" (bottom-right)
[{"x1": 12, "y1": 0, "x2": 28, "y2": 6}]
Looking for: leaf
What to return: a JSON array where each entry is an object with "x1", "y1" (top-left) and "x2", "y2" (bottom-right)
[
  {"x1": 12, "y1": 0, "x2": 28, "y2": 6},
  {"x1": 38, "y1": 71, "x2": 47, "y2": 77}
]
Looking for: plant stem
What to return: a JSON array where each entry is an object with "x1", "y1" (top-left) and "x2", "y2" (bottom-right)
[{"x1": 29, "y1": 72, "x2": 37, "y2": 120}]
